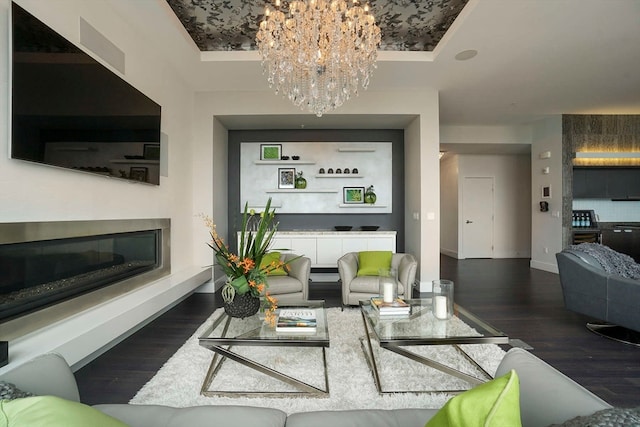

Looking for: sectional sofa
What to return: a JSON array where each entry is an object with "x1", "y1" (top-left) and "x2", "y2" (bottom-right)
[{"x1": 0, "y1": 348, "x2": 611, "y2": 427}]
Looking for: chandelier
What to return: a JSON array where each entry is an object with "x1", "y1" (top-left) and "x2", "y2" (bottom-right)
[{"x1": 256, "y1": 0, "x2": 381, "y2": 117}]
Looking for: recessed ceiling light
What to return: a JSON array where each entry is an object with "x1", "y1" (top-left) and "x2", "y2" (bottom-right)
[{"x1": 455, "y1": 50, "x2": 478, "y2": 61}]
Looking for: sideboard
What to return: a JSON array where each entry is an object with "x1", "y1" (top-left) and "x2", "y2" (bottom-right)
[
  {"x1": 271, "y1": 231, "x2": 397, "y2": 268},
  {"x1": 237, "y1": 230, "x2": 396, "y2": 268}
]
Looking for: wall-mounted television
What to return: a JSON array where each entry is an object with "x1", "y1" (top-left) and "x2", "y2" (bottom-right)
[{"x1": 11, "y1": 2, "x2": 162, "y2": 185}]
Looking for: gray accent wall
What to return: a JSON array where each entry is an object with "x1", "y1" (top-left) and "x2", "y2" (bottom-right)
[{"x1": 227, "y1": 129, "x2": 405, "y2": 255}]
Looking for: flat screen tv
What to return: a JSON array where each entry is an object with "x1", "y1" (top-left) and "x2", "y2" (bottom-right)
[{"x1": 11, "y1": 3, "x2": 162, "y2": 185}]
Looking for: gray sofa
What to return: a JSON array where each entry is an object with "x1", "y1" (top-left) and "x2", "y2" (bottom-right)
[
  {"x1": 0, "y1": 348, "x2": 610, "y2": 427},
  {"x1": 556, "y1": 245, "x2": 640, "y2": 333}
]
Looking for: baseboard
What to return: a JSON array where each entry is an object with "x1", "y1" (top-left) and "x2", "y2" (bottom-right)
[
  {"x1": 440, "y1": 248, "x2": 459, "y2": 258},
  {"x1": 530, "y1": 259, "x2": 559, "y2": 274}
]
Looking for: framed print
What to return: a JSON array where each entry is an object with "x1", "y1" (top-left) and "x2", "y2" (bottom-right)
[
  {"x1": 278, "y1": 167, "x2": 295, "y2": 189},
  {"x1": 541, "y1": 185, "x2": 551, "y2": 198},
  {"x1": 143, "y1": 143, "x2": 160, "y2": 160},
  {"x1": 261, "y1": 144, "x2": 282, "y2": 160},
  {"x1": 343, "y1": 186, "x2": 365, "y2": 204},
  {"x1": 130, "y1": 166, "x2": 148, "y2": 182}
]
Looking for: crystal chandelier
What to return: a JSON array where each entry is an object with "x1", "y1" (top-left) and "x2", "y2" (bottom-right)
[{"x1": 256, "y1": 0, "x2": 381, "y2": 117}]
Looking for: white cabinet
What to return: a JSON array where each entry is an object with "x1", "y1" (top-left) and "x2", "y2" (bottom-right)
[
  {"x1": 315, "y1": 238, "x2": 343, "y2": 266},
  {"x1": 239, "y1": 231, "x2": 397, "y2": 267},
  {"x1": 273, "y1": 231, "x2": 397, "y2": 268}
]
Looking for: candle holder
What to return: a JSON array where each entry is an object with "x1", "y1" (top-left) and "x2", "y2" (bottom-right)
[
  {"x1": 378, "y1": 268, "x2": 398, "y2": 303},
  {"x1": 432, "y1": 279, "x2": 454, "y2": 320}
]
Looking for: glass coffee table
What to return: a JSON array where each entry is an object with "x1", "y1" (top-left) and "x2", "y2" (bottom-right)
[
  {"x1": 360, "y1": 298, "x2": 509, "y2": 394},
  {"x1": 198, "y1": 300, "x2": 329, "y2": 397}
]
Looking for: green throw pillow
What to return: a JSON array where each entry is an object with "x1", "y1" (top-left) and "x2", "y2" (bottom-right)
[
  {"x1": 260, "y1": 252, "x2": 287, "y2": 276},
  {"x1": 357, "y1": 251, "x2": 392, "y2": 276},
  {"x1": 0, "y1": 395, "x2": 129, "y2": 427},
  {"x1": 425, "y1": 369, "x2": 521, "y2": 427}
]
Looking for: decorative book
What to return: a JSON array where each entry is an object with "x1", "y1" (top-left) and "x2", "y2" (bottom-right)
[
  {"x1": 370, "y1": 297, "x2": 410, "y2": 315},
  {"x1": 276, "y1": 309, "x2": 317, "y2": 332}
]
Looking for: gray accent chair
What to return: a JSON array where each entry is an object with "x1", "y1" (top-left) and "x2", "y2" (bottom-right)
[
  {"x1": 338, "y1": 252, "x2": 417, "y2": 306},
  {"x1": 264, "y1": 253, "x2": 311, "y2": 304},
  {"x1": 556, "y1": 248, "x2": 640, "y2": 334}
]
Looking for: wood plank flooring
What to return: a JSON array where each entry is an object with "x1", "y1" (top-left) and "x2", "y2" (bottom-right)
[{"x1": 75, "y1": 256, "x2": 640, "y2": 407}]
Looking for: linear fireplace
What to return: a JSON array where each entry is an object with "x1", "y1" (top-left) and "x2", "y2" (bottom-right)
[{"x1": 0, "y1": 219, "x2": 170, "y2": 339}]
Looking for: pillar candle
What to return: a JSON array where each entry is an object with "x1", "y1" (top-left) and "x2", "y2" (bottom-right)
[
  {"x1": 434, "y1": 295, "x2": 448, "y2": 319},
  {"x1": 383, "y1": 282, "x2": 394, "y2": 303}
]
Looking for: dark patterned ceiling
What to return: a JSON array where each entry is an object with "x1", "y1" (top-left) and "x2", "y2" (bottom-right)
[{"x1": 166, "y1": 0, "x2": 469, "y2": 52}]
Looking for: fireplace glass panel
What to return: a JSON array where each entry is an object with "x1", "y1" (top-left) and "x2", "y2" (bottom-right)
[{"x1": 0, "y1": 230, "x2": 160, "y2": 321}]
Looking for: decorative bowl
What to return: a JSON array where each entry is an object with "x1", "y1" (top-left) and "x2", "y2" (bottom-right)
[
  {"x1": 292, "y1": 155, "x2": 300, "y2": 160},
  {"x1": 361, "y1": 226, "x2": 380, "y2": 231},
  {"x1": 334, "y1": 226, "x2": 353, "y2": 231}
]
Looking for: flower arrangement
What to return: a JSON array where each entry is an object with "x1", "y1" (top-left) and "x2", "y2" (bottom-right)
[{"x1": 202, "y1": 198, "x2": 290, "y2": 324}]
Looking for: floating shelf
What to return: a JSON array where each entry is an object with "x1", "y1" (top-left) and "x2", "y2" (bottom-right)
[
  {"x1": 339, "y1": 204, "x2": 387, "y2": 208},
  {"x1": 110, "y1": 159, "x2": 159, "y2": 165},
  {"x1": 337, "y1": 148, "x2": 376, "y2": 152},
  {"x1": 255, "y1": 160, "x2": 316, "y2": 165},
  {"x1": 266, "y1": 189, "x2": 338, "y2": 194},
  {"x1": 315, "y1": 174, "x2": 363, "y2": 178}
]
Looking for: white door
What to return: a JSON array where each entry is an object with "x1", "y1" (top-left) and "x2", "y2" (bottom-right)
[{"x1": 462, "y1": 177, "x2": 494, "y2": 258}]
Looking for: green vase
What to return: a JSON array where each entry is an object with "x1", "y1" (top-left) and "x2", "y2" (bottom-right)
[
  {"x1": 295, "y1": 176, "x2": 307, "y2": 189},
  {"x1": 364, "y1": 190, "x2": 377, "y2": 204}
]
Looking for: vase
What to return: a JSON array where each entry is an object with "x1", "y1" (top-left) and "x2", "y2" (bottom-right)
[
  {"x1": 364, "y1": 190, "x2": 377, "y2": 204},
  {"x1": 224, "y1": 292, "x2": 261, "y2": 318},
  {"x1": 295, "y1": 176, "x2": 307, "y2": 189}
]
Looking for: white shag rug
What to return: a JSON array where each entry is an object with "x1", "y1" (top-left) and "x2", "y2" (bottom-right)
[{"x1": 130, "y1": 307, "x2": 506, "y2": 414}]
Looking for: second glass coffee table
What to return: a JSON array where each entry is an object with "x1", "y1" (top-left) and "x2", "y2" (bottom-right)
[
  {"x1": 360, "y1": 298, "x2": 509, "y2": 394},
  {"x1": 199, "y1": 300, "x2": 329, "y2": 397}
]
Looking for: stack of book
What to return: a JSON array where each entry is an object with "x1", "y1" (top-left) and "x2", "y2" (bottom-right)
[
  {"x1": 370, "y1": 297, "x2": 410, "y2": 317},
  {"x1": 276, "y1": 309, "x2": 317, "y2": 333}
]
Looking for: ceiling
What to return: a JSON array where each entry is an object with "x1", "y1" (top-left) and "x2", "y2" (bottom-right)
[
  {"x1": 117, "y1": 0, "x2": 640, "y2": 142},
  {"x1": 165, "y1": 0, "x2": 469, "y2": 52}
]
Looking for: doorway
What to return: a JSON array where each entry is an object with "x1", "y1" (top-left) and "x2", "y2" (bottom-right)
[{"x1": 462, "y1": 177, "x2": 494, "y2": 258}]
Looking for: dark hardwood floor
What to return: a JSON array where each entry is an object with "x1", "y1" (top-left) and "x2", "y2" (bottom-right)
[{"x1": 75, "y1": 256, "x2": 640, "y2": 407}]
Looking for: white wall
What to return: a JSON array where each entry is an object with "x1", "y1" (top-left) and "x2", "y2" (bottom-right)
[
  {"x1": 530, "y1": 117, "x2": 563, "y2": 273},
  {"x1": 1, "y1": 0, "x2": 209, "y2": 370},
  {"x1": 457, "y1": 154, "x2": 531, "y2": 258},
  {"x1": 440, "y1": 154, "x2": 459, "y2": 257}
]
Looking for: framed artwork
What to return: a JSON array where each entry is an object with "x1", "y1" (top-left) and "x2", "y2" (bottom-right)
[
  {"x1": 343, "y1": 186, "x2": 365, "y2": 204},
  {"x1": 278, "y1": 168, "x2": 295, "y2": 189},
  {"x1": 541, "y1": 185, "x2": 551, "y2": 198},
  {"x1": 261, "y1": 144, "x2": 282, "y2": 160},
  {"x1": 130, "y1": 166, "x2": 148, "y2": 182},
  {"x1": 143, "y1": 144, "x2": 160, "y2": 160}
]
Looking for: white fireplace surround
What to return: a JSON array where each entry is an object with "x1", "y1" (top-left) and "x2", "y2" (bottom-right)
[{"x1": 0, "y1": 219, "x2": 212, "y2": 372}]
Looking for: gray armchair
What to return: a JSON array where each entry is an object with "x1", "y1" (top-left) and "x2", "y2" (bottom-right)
[
  {"x1": 338, "y1": 252, "x2": 417, "y2": 306},
  {"x1": 265, "y1": 253, "x2": 311, "y2": 304}
]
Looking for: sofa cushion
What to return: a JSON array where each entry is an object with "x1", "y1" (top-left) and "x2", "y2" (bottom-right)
[
  {"x1": 425, "y1": 369, "x2": 521, "y2": 427},
  {"x1": 260, "y1": 252, "x2": 288, "y2": 276},
  {"x1": 0, "y1": 396, "x2": 128, "y2": 427},
  {"x1": 95, "y1": 404, "x2": 287, "y2": 427},
  {"x1": 357, "y1": 251, "x2": 392, "y2": 276},
  {"x1": 265, "y1": 275, "x2": 303, "y2": 295},
  {"x1": 349, "y1": 276, "x2": 405, "y2": 295}
]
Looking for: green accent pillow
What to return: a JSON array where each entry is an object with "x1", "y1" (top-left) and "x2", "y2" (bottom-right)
[
  {"x1": 0, "y1": 395, "x2": 129, "y2": 427},
  {"x1": 260, "y1": 252, "x2": 288, "y2": 276},
  {"x1": 425, "y1": 369, "x2": 521, "y2": 427},
  {"x1": 357, "y1": 251, "x2": 392, "y2": 276}
]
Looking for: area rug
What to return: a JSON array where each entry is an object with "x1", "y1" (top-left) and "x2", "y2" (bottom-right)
[{"x1": 130, "y1": 307, "x2": 506, "y2": 414}]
